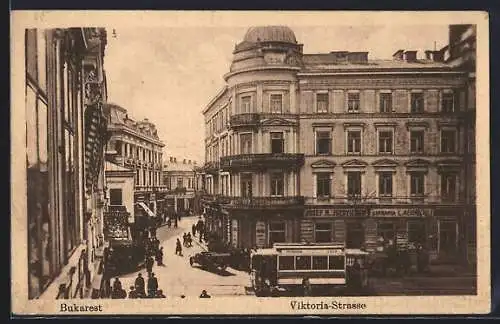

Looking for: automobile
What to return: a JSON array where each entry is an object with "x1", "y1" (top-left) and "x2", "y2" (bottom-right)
[{"x1": 189, "y1": 251, "x2": 231, "y2": 271}]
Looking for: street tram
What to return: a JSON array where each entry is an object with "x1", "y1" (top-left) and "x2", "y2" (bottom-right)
[{"x1": 251, "y1": 243, "x2": 363, "y2": 296}]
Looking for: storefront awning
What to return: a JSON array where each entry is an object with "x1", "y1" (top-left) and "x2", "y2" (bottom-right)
[{"x1": 136, "y1": 202, "x2": 156, "y2": 217}]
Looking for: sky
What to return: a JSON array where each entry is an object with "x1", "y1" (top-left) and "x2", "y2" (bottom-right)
[{"x1": 104, "y1": 25, "x2": 449, "y2": 164}]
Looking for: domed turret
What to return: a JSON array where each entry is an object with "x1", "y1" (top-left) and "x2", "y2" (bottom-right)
[{"x1": 243, "y1": 26, "x2": 298, "y2": 44}]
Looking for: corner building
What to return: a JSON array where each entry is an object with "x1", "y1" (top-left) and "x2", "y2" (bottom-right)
[{"x1": 201, "y1": 26, "x2": 475, "y2": 266}]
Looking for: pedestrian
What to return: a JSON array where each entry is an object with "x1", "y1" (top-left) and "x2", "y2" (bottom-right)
[
  {"x1": 302, "y1": 277, "x2": 311, "y2": 297},
  {"x1": 112, "y1": 277, "x2": 122, "y2": 292},
  {"x1": 192, "y1": 224, "x2": 196, "y2": 237},
  {"x1": 128, "y1": 286, "x2": 139, "y2": 298},
  {"x1": 199, "y1": 290, "x2": 211, "y2": 298},
  {"x1": 147, "y1": 272, "x2": 159, "y2": 298},
  {"x1": 174, "y1": 217, "x2": 178, "y2": 228},
  {"x1": 155, "y1": 289, "x2": 166, "y2": 298},
  {"x1": 186, "y1": 233, "x2": 192, "y2": 247},
  {"x1": 167, "y1": 218, "x2": 171, "y2": 228},
  {"x1": 146, "y1": 256, "x2": 154, "y2": 274},
  {"x1": 134, "y1": 273, "x2": 146, "y2": 297},
  {"x1": 183, "y1": 233, "x2": 187, "y2": 247},
  {"x1": 175, "y1": 238, "x2": 183, "y2": 256},
  {"x1": 156, "y1": 247, "x2": 164, "y2": 266}
]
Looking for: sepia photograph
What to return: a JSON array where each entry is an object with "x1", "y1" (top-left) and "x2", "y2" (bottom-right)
[{"x1": 11, "y1": 11, "x2": 490, "y2": 315}]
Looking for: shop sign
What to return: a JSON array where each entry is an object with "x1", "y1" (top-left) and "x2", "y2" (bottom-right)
[
  {"x1": 231, "y1": 219, "x2": 238, "y2": 247},
  {"x1": 256, "y1": 221, "x2": 266, "y2": 247},
  {"x1": 305, "y1": 208, "x2": 367, "y2": 218},
  {"x1": 370, "y1": 209, "x2": 398, "y2": 218},
  {"x1": 398, "y1": 208, "x2": 433, "y2": 218}
]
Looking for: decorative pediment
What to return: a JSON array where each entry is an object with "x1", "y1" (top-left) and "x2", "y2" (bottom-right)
[
  {"x1": 260, "y1": 118, "x2": 297, "y2": 126},
  {"x1": 341, "y1": 159, "x2": 368, "y2": 168},
  {"x1": 372, "y1": 159, "x2": 399, "y2": 168},
  {"x1": 405, "y1": 159, "x2": 431, "y2": 167},
  {"x1": 436, "y1": 159, "x2": 462, "y2": 170},
  {"x1": 311, "y1": 159, "x2": 337, "y2": 169},
  {"x1": 406, "y1": 121, "x2": 430, "y2": 129}
]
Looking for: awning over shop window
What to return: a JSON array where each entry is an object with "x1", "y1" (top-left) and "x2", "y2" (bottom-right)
[{"x1": 136, "y1": 202, "x2": 156, "y2": 218}]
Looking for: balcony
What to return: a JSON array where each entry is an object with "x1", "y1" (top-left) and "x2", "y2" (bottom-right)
[
  {"x1": 222, "y1": 196, "x2": 305, "y2": 209},
  {"x1": 229, "y1": 113, "x2": 260, "y2": 129},
  {"x1": 202, "y1": 161, "x2": 220, "y2": 175},
  {"x1": 221, "y1": 153, "x2": 305, "y2": 171}
]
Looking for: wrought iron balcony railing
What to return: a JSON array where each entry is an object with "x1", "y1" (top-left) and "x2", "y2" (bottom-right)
[
  {"x1": 220, "y1": 153, "x2": 304, "y2": 171},
  {"x1": 222, "y1": 196, "x2": 305, "y2": 208},
  {"x1": 229, "y1": 113, "x2": 260, "y2": 129}
]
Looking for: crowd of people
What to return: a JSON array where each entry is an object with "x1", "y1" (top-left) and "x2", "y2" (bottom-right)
[{"x1": 107, "y1": 214, "x2": 213, "y2": 299}]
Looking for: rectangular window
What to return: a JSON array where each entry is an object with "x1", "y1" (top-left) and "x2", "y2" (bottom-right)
[
  {"x1": 377, "y1": 222, "x2": 396, "y2": 242},
  {"x1": 379, "y1": 93, "x2": 392, "y2": 113},
  {"x1": 442, "y1": 92, "x2": 455, "y2": 113},
  {"x1": 316, "y1": 131, "x2": 331, "y2": 155},
  {"x1": 109, "y1": 188, "x2": 123, "y2": 205},
  {"x1": 312, "y1": 256, "x2": 328, "y2": 270},
  {"x1": 441, "y1": 173, "x2": 457, "y2": 202},
  {"x1": 278, "y1": 256, "x2": 294, "y2": 270},
  {"x1": 328, "y1": 255, "x2": 345, "y2": 270},
  {"x1": 347, "y1": 130, "x2": 361, "y2": 154},
  {"x1": 270, "y1": 132, "x2": 284, "y2": 154},
  {"x1": 240, "y1": 133, "x2": 252, "y2": 154},
  {"x1": 270, "y1": 172, "x2": 284, "y2": 196},
  {"x1": 315, "y1": 222, "x2": 333, "y2": 243},
  {"x1": 411, "y1": 92, "x2": 424, "y2": 113},
  {"x1": 410, "y1": 130, "x2": 424, "y2": 153},
  {"x1": 316, "y1": 93, "x2": 329, "y2": 113},
  {"x1": 441, "y1": 130, "x2": 456, "y2": 153},
  {"x1": 270, "y1": 94, "x2": 283, "y2": 113},
  {"x1": 378, "y1": 130, "x2": 393, "y2": 154},
  {"x1": 378, "y1": 172, "x2": 393, "y2": 197},
  {"x1": 240, "y1": 173, "x2": 253, "y2": 198},
  {"x1": 241, "y1": 95, "x2": 251, "y2": 113},
  {"x1": 347, "y1": 93, "x2": 360, "y2": 112},
  {"x1": 269, "y1": 222, "x2": 286, "y2": 244},
  {"x1": 347, "y1": 172, "x2": 362, "y2": 197},
  {"x1": 295, "y1": 256, "x2": 312, "y2": 270},
  {"x1": 316, "y1": 172, "x2": 331, "y2": 198},
  {"x1": 410, "y1": 173, "x2": 425, "y2": 196}
]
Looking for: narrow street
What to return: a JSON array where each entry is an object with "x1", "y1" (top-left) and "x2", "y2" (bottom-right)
[{"x1": 116, "y1": 216, "x2": 252, "y2": 297}]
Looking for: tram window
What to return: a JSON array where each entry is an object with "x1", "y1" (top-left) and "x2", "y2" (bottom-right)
[
  {"x1": 312, "y1": 256, "x2": 328, "y2": 270},
  {"x1": 329, "y1": 256, "x2": 345, "y2": 270},
  {"x1": 296, "y1": 256, "x2": 312, "y2": 270},
  {"x1": 278, "y1": 256, "x2": 294, "y2": 270}
]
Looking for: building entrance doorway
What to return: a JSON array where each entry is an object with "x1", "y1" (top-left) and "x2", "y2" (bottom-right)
[{"x1": 345, "y1": 221, "x2": 364, "y2": 248}]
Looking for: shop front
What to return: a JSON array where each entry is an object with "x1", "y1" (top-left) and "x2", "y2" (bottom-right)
[
  {"x1": 228, "y1": 209, "x2": 302, "y2": 249},
  {"x1": 433, "y1": 206, "x2": 463, "y2": 264},
  {"x1": 301, "y1": 207, "x2": 369, "y2": 248}
]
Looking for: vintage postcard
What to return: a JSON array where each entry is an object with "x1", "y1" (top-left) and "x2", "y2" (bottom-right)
[{"x1": 11, "y1": 10, "x2": 490, "y2": 315}]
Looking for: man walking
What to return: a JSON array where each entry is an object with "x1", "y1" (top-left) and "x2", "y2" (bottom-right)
[
  {"x1": 175, "y1": 238, "x2": 183, "y2": 256},
  {"x1": 147, "y1": 272, "x2": 159, "y2": 298},
  {"x1": 134, "y1": 273, "x2": 146, "y2": 297}
]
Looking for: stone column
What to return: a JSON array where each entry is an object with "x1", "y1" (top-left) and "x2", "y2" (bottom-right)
[{"x1": 257, "y1": 83, "x2": 263, "y2": 113}]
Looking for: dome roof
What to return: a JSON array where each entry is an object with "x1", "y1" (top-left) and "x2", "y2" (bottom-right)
[{"x1": 243, "y1": 26, "x2": 297, "y2": 44}]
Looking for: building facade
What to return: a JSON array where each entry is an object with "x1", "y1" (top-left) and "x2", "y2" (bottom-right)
[
  {"x1": 200, "y1": 26, "x2": 476, "y2": 266},
  {"x1": 104, "y1": 161, "x2": 136, "y2": 224},
  {"x1": 24, "y1": 28, "x2": 109, "y2": 299},
  {"x1": 163, "y1": 157, "x2": 197, "y2": 215},
  {"x1": 105, "y1": 104, "x2": 165, "y2": 214}
]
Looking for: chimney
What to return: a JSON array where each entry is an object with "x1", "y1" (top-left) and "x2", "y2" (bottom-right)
[
  {"x1": 169, "y1": 156, "x2": 173, "y2": 163},
  {"x1": 404, "y1": 50, "x2": 417, "y2": 62},
  {"x1": 188, "y1": 160, "x2": 192, "y2": 164},
  {"x1": 392, "y1": 49, "x2": 405, "y2": 61},
  {"x1": 174, "y1": 157, "x2": 177, "y2": 163},
  {"x1": 183, "y1": 159, "x2": 186, "y2": 164}
]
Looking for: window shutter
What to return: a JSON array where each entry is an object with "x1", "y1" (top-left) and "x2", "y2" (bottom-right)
[
  {"x1": 333, "y1": 219, "x2": 346, "y2": 243},
  {"x1": 364, "y1": 218, "x2": 378, "y2": 252}
]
